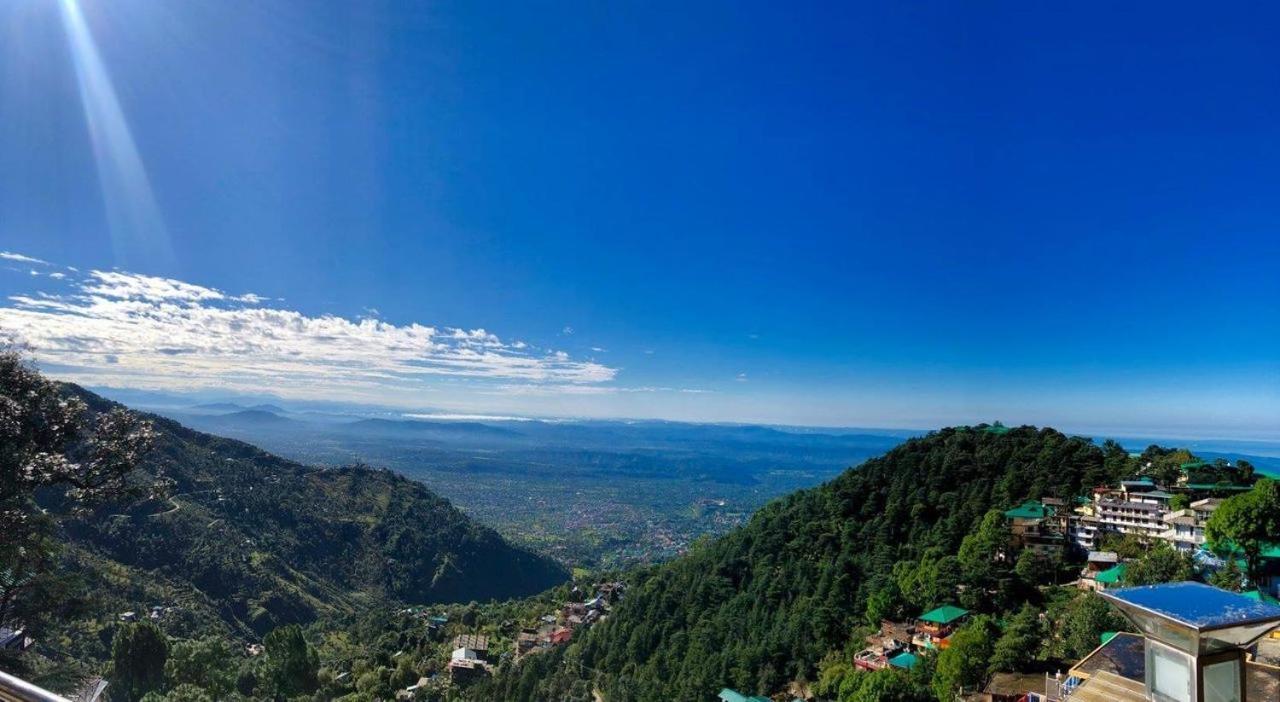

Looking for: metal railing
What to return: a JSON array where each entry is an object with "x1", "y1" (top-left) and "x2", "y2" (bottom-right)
[{"x1": 0, "y1": 670, "x2": 72, "y2": 702}]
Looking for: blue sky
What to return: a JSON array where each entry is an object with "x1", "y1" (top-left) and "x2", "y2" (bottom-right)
[{"x1": 0, "y1": 1, "x2": 1277, "y2": 435}]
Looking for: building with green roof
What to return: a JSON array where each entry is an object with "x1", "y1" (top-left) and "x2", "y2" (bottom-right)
[
  {"x1": 1094, "y1": 563, "x2": 1127, "y2": 589},
  {"x1": 718, "y1": 689, "x2": 769, "y2": 702},
  {"x1": 888, "y1": 651, "x2": 919, "y2": 669},
  {"x1": 919, "y1": 604, "x2": 969, "y2": 625},
  {"x1": 1003, "y1": 500, "x2": 1054, "y2": 520},
  {"x1": 1242, "y1": 590, "x2": 1280, "y2": 605},
  {"x1": 1184, "y1": 483, "x2": 1252, "y2": 492}
]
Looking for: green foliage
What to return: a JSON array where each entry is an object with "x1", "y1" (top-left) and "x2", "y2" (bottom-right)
[
  {"x1": 839, "y1": 667, "x2": 929, "y2": 702},
  {"x1": 1099, "y1": 532, "x2": 1151, "y2": 560},
  {"x1": 164, "y1": 637, "x2": 236, "y2": 699},
  {"x1": 813, "y1": 651, "x2": 854, "y2": 698},
  {"x1": 30, "y1": 380, "x2": 567, "y2": 661},
  {"x1": 894, "y1": 550, "x2": 962, "y2": 614},
  {"x1": 1169, "y1": 493, "x2": 1190, "y2": 511},
  {"x1": 477, "y1": 427, "x2": 1112, "y2": 701},
  {"x1": 1206, "y1": 479, "x2": 1280, "y2": 582},
  {"x1": 957, "y1": 510, "x2": 1009, "y2": 595},
  {"x1": 1057, "y1": 594, "x2": 1127, "y2": 661},
  {"x1": 864, "y1": 582, "x2": 904, "y2": 625},
  {"x1": 932, "y1": 616, "x2": 996, "y2": 701},
  {"x1": 1121, "y1": 541, "x2": 1193, "y2": 586},
  {"x1": 1013, "y1": 549, "x2": 1055, "y2": 587},
  {"x1": 110, "y1": 621, "x2": 170, "y2": 702},
  {"x1": 139, "y1": 684, "x2": 214, "y2": 702},
  {"x1": 263, "y1": 625, "x2": 319, "y2": 698},
  {"x1": 0, "y1": 351, "x2": 156, "y2": 632},
  {"x1": 1209, "y1": 559, "x2": 1245, "y2": 592},
  {"x1": 1140, "y1": 447, "x2": 1196, "y2": 486},
  {"x1": 989, "y1": 604, "x2": 1044, "y2": 673}
]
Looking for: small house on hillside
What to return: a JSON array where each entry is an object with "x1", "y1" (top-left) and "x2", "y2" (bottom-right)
[
  {"x1": 0, "y1": 627, "x2": 32, "y2": 652},
  {"x1": 450, "y1": 634, "x2": 489, "y2": 657},
  {"x1": 1078, "y1": 551, "x2": 1119, "y2": 591},
  {"x1": 1091, "y1": 563, "x2": 1127, "y2": 591},
  {"x1": 446, "y1": 657, "x2": 489, "y2": 684},
  {"x1": 514, "y1": 629, "x2": 542, "y2": 660},
  {"x1": 913, "y1": 605, "x2": 968, "y2": 648},
  {"x1": 855, "y1": 620, "x2": 912, "y2": 671},
  {"x1": 548, "y1": 627, "x2": 572, "y2": 645},
  {"x1": 1004, "y1": 500, "x2": 1065, "y2": 556},
  {"x1": 887, "y1": 651, "x2": 919, "y2": 670}
]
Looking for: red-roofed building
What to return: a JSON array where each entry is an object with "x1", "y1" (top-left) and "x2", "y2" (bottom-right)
[{"x1": 549, "y1": 627, "x2": 572, "y2": 645}]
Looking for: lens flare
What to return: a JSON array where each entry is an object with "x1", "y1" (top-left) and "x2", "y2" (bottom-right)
[{"x1": 58, "y1": 0, "x2": 173, "y2": 268}]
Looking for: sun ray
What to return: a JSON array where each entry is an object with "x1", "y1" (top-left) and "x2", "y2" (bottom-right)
[{"x1": 58, "y1": 0, "x2": 173, "y2": 269}]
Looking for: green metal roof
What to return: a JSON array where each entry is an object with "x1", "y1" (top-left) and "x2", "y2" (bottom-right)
[
  {"x1": 1185, "y1": 483, "x2": 1252, "y2": 491},
  {"x1": 1180, "y1": 460, "x2": 1210, "y2": 470},
  {"x1": 718, "y1": 690, "x2": 768, "y2": 702},
  {"x1": 1004, "y1": 500, "x2": 1053, "y2": 520},
  {"x1": 983, "y1": 422, "x2": 1011, "y2": 435},
  {"x1": 1242, "y1": 590, "x2": 1280, "y2": 605},
  {"x1": 1100, "y1": 631, "x2": 1119, "y2": 645},
  {"x1": 888, "y1": 652, "x2": 919, "y2": 669},
  {"x1": 919, "y1": 604, "x2": 969, "y2": 625},
  {"x1": 1096, "y1": 563, "x2": 1128, "y2": 584},
  {"x1": 1206, "y1": 539, "x2": 1280, "y2": 563}
]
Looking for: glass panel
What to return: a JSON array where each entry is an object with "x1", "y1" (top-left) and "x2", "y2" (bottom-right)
[
  {"x1": 1202, "y1": 622, "x2": 1280, "y2": 652},
  {"x1": 1203, "y1": 659, "x2": 1241, "y2": 702},
  {"x1": 1148, "y1": 643, "x2": 1192, "y2": 702}
]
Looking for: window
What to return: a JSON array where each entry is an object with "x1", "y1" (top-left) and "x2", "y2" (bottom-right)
[
  {"x1": 1203, "y1": 659, "x2": 1241, "y2": 702},
  {"x1": 1147, "y1": 642, "x2": 1192, "y2": 702}
]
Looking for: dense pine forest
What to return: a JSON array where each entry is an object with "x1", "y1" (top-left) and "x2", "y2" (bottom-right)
[{"x1": 470, "y1": 426, "x2": 1138, "y2": 701}]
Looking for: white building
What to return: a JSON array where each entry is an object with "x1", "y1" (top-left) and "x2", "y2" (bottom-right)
[{"x1": 1158, "y1": 498, "x2": 1221, "y2": 552}]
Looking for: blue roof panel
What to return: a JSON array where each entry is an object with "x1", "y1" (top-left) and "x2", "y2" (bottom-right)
[{"x1": 1107, "y1": 582, "x2": 1280, "y2": 629}]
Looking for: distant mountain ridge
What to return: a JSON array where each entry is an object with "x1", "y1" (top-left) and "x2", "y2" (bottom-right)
[
  {"x1": 190, "y1": 402, "x2": 288, "y2": 415},
  {"x1": 54, "y1": 386, "x2": 569, "y2": 644}
]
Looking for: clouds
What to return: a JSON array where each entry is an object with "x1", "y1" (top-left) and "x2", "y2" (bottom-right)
[
  {"x1": 0, "y1": 267, "x2": 618, "y2": 406},
  {"x1": 1, "y1": 251, "x2": 50, "y2": 265}
]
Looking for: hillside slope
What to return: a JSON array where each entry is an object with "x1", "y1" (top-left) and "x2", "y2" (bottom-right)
[
  {"x1": 477, "y1": 425, "x2": 1110, "y2": 702},
  {"x1": 55, "y1": 387, "x2": 569, "y2": 643}
]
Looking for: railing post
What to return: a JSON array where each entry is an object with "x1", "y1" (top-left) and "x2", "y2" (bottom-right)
[{"x1": 0, "y1": 670, "x2": 74, "y2": 702}]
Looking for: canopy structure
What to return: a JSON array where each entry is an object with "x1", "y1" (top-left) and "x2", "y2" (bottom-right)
[
  {"x1": 1096, "y1": 564, "x2": 1127, "y2": 586},
  {"x1": 888, "y1": 652, "x2": 919, "y2": 669},
  {"x1": 1101, "y1": 583, "x2": 1280, "y2": 702},
  {"x1": 1004, "y1": 500, "x2": 1053, "y2": 520},
  {"x1": 918, "y1": 605, "x2": 969, "y2": 625},
  {"x1": 1241, "y1": 590, "x2": 1280, "y2": 605},
  {"x1": 1101, "y1": 582, "x2": 1280, "y2": 655}
]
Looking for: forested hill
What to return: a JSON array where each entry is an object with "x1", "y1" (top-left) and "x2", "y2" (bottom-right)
[
  {"x1": 479, "y1": 425, "x2": 1114, "y2": 702},
  {"x1": 55, "y1": 386, "x2": 569, "y2": 640}
]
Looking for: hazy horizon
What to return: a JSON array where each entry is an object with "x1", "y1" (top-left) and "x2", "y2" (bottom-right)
[{"x1": 3, "y1": 1, "x2": 1277, "y2": 435}]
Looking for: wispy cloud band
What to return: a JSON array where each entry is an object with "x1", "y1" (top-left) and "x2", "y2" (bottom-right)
[{"x1": 0, "y1": 266, "x2": 618, "y2": 404}]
